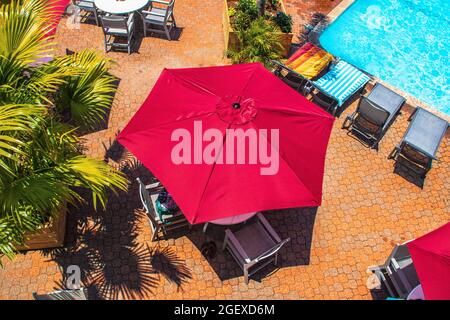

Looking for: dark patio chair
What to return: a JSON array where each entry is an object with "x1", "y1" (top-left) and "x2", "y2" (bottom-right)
[
  {"x1": 342, "y1": 83, "x2": 406, "y2": 149},
  {"x1": 141, "y1": 0, "x2": 176, "y2": 40},
  {"x1": 369, "y1": 242, "x2": 420, "y2": 299},
  {"x1": 137, "y1": 177, "x2": 189, "y2": 241},
  {"x1": 222, "y1": 213, "x2": 290, "y2": 284},
  {"x1": 100, "y1": 14, "x2": 135, "y2": 54},
  {"x1": 388, "y1": 107, "x2": 448, "y2": 181}
]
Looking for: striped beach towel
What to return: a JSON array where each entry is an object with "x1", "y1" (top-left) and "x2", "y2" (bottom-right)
[
  {"x1": 313, "y1": 60, "x2": 370, "y2": 106},
  {"x1": 286, "y1": 43, "x2": 333, "y2": 80}
]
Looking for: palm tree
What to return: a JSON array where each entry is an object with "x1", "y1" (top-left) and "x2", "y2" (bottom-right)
[
  {"x1": 0, "y1": 0, "x2": 128, "y2": 263},
  {"x1": 228, "y1": 17, "x2": 283, "y2": 67}
]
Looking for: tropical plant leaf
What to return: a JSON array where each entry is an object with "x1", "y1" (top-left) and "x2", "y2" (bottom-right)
[{"x1": 56, "y1": 50, "x2": 116, "y2": 130}]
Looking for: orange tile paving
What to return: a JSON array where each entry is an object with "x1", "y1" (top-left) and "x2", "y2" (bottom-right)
[{"x1": 0, "y1": 0, "x2": 448, "y2": 300}]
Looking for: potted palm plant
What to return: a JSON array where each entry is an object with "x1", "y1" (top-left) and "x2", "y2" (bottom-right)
[
  {"x1": 0, "y1": 0, "x2": 128, "y2": 262},
  {"x1": 224, "y1": 0, "x2": 293, "y2": 58}
]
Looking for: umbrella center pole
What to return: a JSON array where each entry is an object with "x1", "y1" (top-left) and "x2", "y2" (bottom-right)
[{"x1": 232, "y1": 102, "x2": 241, "y2": 109}]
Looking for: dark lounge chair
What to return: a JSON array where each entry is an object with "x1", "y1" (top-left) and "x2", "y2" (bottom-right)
[
  {"x1": 342, "y1": 83, "x2": 406, "y2": 149},
  {"x1": 388, "y1": 107, "x2": 448, "y2": 181}
]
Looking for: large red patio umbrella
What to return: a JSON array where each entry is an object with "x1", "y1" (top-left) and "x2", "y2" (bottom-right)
[
  {"x1": 407, "y1": 222, "x2": 450, "y2": 300},
  {"x1": 118, "y1": 63, "x2": 334, "y2": 224},
  {"x1": 46, "y1": 0, "x2": 71, "y2": 37}
]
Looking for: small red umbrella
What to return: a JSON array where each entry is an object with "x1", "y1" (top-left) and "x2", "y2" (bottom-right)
[
  {"x1": 118, "y1": 63, "x2": 334, "y2": 224},
  {"x1": 407, "y1": 222, "x2": 450, "y2": 300}
]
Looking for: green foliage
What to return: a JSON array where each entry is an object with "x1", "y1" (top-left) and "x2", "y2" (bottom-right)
[
  {"x1": 272, "y1": 11, "x2": 293, "y2": 33},
  {"x1": 56, "y1": 50, "x2": 117, "y2": 130},
  {"x1": 233, "y1": 10, "x2": 254, "y2": 30},
  {"x1": 228, "y1": 18, "x2": 283, "y2": 67},
  {"x1": 268, "y1": 0, "x2": 280, "y2": 8},
  {"x1": 236, "y1": 0, "x2": 258, "y2": 19},
  {"x1": 0, "y1": 0, "x2": 128, "y2": 265},
  {"x1": 228, "y1": 6, "x2": 236, "y2": 17}
]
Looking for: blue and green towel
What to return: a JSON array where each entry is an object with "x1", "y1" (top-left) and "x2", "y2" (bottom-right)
[{"x1": 313, "y1": 60, "x2": 370, "y2": 106}]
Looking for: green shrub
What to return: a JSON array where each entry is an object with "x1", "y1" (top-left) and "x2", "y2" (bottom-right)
[
  {"x1": 236, "y1": 0, "x2": 258, "y2": 19},
  {"x1": 228, "y1": 18, "x2": 283, "y2": 67},
  {"x1": 268, "y1": 0, "x2": 280, "y2": 8},
  {"x1": 228, "y1": 6, "x2": 236, "y2": 17},
  {"x1": 272, "y1": 11, "x2": 293, "y2": 33},
  {"x1": 233, "y1": 10, "x2": 253, "y2": 30}
]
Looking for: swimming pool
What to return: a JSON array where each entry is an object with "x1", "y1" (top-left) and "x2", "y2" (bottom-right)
[{"x1": 319, "y1": 0, "x2": 449, "y2": 116}]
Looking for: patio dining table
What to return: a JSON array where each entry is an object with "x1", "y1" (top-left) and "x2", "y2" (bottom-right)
[
  {"x1": 202, "y1": 212, "x2": 257, "y2": 233},
  {"x1": 94, "y1": 0, "x2": 149, "y2": 15}
]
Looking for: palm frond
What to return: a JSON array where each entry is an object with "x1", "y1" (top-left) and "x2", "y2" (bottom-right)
[
  {"x1": 62, "y1": 156, "x2": 128, "y2": 210},
  {"x1": 0, "y1": 0, "x2": 55, "y2": 66},
  {"x1": 56, "y1": 50, "x2": 116, "y2": 130},
  {"x1": 0, "y1": 103, "x2": 44, "y2": 171}
]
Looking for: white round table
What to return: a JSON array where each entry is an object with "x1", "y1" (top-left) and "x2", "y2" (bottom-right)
[
  {"x1": 94, "y1": 0, "x2": 149, "y2": 15},
  {"x1": 202, "y1": 212, "x2": 258, "y2": 233}
]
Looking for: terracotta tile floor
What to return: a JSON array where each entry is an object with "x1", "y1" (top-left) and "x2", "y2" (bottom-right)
[
  {"x1": 284, "y1": 0, "x2": 341, "y2": 40},
  {"x1": 0, "y1": 0, "x2": 449, "y2": 300}
]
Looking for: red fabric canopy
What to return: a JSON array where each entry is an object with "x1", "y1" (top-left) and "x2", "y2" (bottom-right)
[
  {"x1": 118, "y1": 63, "x2": 334, "y2": 224},
  {"x1": 46, "y1": 0, "x2": 71, "y2": 36},
  {"x1": 408, "y1": 222, "x2": 450, "y2": 300}
]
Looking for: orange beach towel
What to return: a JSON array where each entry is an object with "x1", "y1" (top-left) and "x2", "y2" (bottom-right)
[{"x1": 286, "y1": 43, "x2": 333, "y2": 79}]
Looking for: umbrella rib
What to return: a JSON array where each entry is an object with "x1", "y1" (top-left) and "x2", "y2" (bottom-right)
[
  {"x1": 239, "y1": 64, "x2": 260, "y2": 98},
  {"x1": 255, "y1": 100, "x2": 336, "y2": 120},
  {"x1": 120, "y1": 110, "x2": 217, "y2": 137},
  {"x1": 248, "y1": 121, "x2": 320, "y2": 204},
  {"x1": 167, "y1": 69, "x2": 221, "y2": 98},
  {"x1": 191, "y1": 123, "x2": 232, "y2": 223}
]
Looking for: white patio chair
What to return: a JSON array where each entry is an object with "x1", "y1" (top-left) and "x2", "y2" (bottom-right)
[
  {"x1": 141, "y1": 0, "x2": 176, "y2": 40},
  {"x1": 136, "y1": 177, "x2": 189, "y2": 241},
  {"x1": 33, "y1": 288, "x2": 88, "y2": 300},
  {"x1": 222, "y1": 213, "x2": 290, "y2": 284},
  {"x1": 100, "y1": 14, "x2": 135, "y2": 54},
  {"x1": 71, "y1": 0, "x2": 100, "y2": 26}
]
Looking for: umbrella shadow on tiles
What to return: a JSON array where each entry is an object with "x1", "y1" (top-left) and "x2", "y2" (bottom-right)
[{"x1": 186, "y1": 207, "x2": 318, "y2": 282}]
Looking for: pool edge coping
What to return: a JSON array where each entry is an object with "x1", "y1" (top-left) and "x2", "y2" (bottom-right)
[{"x1": 323, "y1": 0, "x2": 450, "y2": 122}]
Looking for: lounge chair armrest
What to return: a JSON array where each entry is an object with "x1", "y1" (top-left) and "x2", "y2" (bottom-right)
[
  {"x1": 256, "y1": 212, "x2": 281, "y2": 243},
  {"x1": 224, "y1": 229, "x2": 251, "y2": 263}
]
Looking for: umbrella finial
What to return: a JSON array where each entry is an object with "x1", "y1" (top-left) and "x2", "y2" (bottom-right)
[{"x1": 232, "y1": 103, "x2": 241, "y2": 109}]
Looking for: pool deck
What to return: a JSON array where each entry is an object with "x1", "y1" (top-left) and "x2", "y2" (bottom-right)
[
  {"x1": 319, "y1": 0, "x2": 450, "y2": 122},
  {"x1": 0, "y1": 0, "x2": 448, "y2": 300}
]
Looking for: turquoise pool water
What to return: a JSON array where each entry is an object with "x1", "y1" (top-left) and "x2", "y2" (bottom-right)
[{"x1": 319, "y1": 0, "x2": 450, "y2": 116}]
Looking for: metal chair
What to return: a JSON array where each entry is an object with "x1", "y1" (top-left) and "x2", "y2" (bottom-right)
[
  {"x1": 100, "y1": 14, "x2": 135, "y2": 54},
  {"x1": 388, "y1": 107, "x2": 448, "y2": 181},
  {"x1": 222, "y1": 213, "x2": 290, "y2": 284},
  {"x1": 141, "y1": 0, "x2": 176, "y2": 40},
  {"x1": 33, "y1": 288, "x2": 88, "y2": 300},
  {"x1": 369, "y1": 242, "x2": 420, "y2": 298},
  {"x1": 342, "y1": 83, "x2": 406, "y2": 149},
  {"x1": 136, "y1": 177, "x2": 189, "y2": 241},
  {"x1": 70, "y1": 0, "x2": 100, "y2": 26}
]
